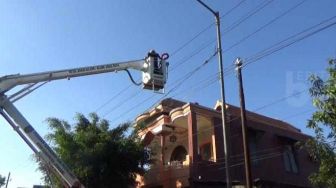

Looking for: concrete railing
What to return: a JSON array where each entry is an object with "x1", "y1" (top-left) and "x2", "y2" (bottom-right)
[{"x1": 141, "y1": 163, "x2": 190, "y2": 188}]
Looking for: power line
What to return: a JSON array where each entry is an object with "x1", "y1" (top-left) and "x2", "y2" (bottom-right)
[
  {"x1": 133, "y1": 90, "x2": 314, "y2": 181},
  {"x1": 170, "y1": 24, "x2": 214, "y2": 57},
  {"x1": 106, "y1": 93, "x2": 154, "y2": 121},
  {"x1": 173, "y1": 63, "x2": 238, "y2": 101},
  {"x1": 223, "y1": 0, "x2": 306, "y2": 53},
  {"x1": 141, "y1": 88, "x2": 311, "y2": 156},
  {"x1": 170, "y1": 0, "x2": 247, "y2": 57},
  {"x1": 94, "y1": 84, "x2": 132, "y2": 113},
  {"x1": 96, "y1": 0, "x2": 275, "y2": 116},
  {"x1": 101, "y1": 88, "x2": 141, "y2": 118},
  {"x1": 250, "y1": 89, "x2": 308, "y2": 112},
  {"x1": 175, "y1": 72, "x2": 219, "y2": 100},
  {"x1": 244, "y1": 15, "x2": 336, "y2": 67},
  {"x1": 145, "y1": 106, "x2": 312, "y2": 180},
  {"x1": 171, "y1": 0, "x2": 274, "y2": 72},
  {"x1": 104, "y1": 2, "x2": 334, "y2": 182},
  {"x1": 222, "y1": 0, "x2": 274, "y2": 34},
  {"x1": 219, "y1": 152, "x2": 284, "y2": 170},
  {"x1": 95, "y1": 0, "x2": 248, "y2": 113},
  {"x1": 170, "y1": 39, "x2": 216, "y2": 72},
  {"x1": 137, "y1": 63, "x2": 237, "y2": 122},
  {"x1": 220, "y1": 0, "x2": 247, "y2": 19},
  {"x1": 96, "y1": 0, "x2": 290, "y2": 120},
  {"x1": 107, "y1": 52, "x2": 218, "y2": 123},
  {"x1": 190, "y1": 14, "x2": 336, "y2": 88},
  {"x1": 145, "y1": 100, "x2": 312, "y2": 174},
  {"x1": 145, "y1": 151, "x2": 284, "y2": 181},
  {"x1": 145, "y1": 52, "x2": 219, "y2": 112},
  {"x1": 103, "y1": 0, "x2": 317, "y2": 124},
  {"x1": 282, "y1": 109, "x2": 313, "y2": 120},
  {"x1": 133, "y1": 10, "x2": 335, "y2": 124}
]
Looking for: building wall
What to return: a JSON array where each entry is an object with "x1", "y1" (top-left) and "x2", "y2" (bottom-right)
[
  {"x1": 226, "y1": 116, "x2": 317, "y2": 188},
  {"x1": 186, "y1": 108, "x2": 317, "y2": 188},
  {"x1": 138, "y1": 99, "x2": 318, "y2": 188}
]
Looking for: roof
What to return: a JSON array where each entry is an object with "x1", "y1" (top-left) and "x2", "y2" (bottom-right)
[
  {"x1": 135, "y1": 98, "x2": 187, "y2": 128},
  {"x1": 214, "y1": 100, "x2": 302, "y2": 133},
  {"x1": 135, "y1": 98, "x2": 309, "y2": 140}
]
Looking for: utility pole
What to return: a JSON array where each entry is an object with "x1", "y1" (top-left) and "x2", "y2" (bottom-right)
[
  {"x1": 235, "y1": 58, "x2": 252, "y2": 188},
  {"x1": 5, "y1": 172, "x2": 10, "y2": 188},
  {"x1": 196, "y1": 1, "x2": 231, "y2": 187}
]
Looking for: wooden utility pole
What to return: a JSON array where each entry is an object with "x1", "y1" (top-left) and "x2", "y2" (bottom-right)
[{"x1": 235, "y1": 58, "x2": 252, "y2": 188}]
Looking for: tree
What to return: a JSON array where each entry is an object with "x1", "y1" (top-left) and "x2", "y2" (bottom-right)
[
  {"x1": 305, "y1": 59, "x2": 336, "y2": 187},
  {"x1": 35, "y1": 113, "x2": 150, "y2": 188},
  {"x1": 0, "y1": 175, "x2": 6, "y2": 188}
]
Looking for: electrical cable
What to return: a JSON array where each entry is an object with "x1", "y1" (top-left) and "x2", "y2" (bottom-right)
[
  {"x1": 170, "y1": 39, "x2": 216, "y2": 72},
  {"x1": 145, "y1": 51, "x2": 219, "y2": 112},
  {"x1": 170, "y1": 0, "x2": 247, "y2": 57},
  {"x1": 120, "y1": 91, "x2": 314, "y2": 183},
  {"x1": 281, "y1": 109, "x2": 313, "y2": 120},
  {"x1": 104, "y1": 1, "x2": 322, "y2": 124},
  {"x1": 244, "y1": 15, "x2": 336, "y2": 67},
  {"x1": 223, "y1": 0, "x2": 306, "y2": 53},
  {"x1": 94, "y1": 85, "x2": 132, "y2": 112},
  {"x1": 145, "y1": 151, "x2": 284, "y2": 181},
  {"x1": 222, "y1": 0, "x2": 274, "y2": 34},
  {"x1": 170, "y1": 0, "x2": 274, "y2": 72},
  {"x1": 138, "y1": 88, "x2": 312, "y2": 163},
  {"x1": 94, "y1": 0, "x2": 248, "y2": 113},
  {"x1": 102, "y1": 89, "x2": 141, "y2": 118},
  {"x1": 95, "y1": 0, "x2": 274, "y2": 116},
  {"x1": 123, "y1": 69, "x2": 142, "y2": 86},
  {"x1": 117, "y1": 4, "x2": 336, "y2": 183},
  {"x1": 107, "y1": 51, "x2": 218, "y2": 122}
]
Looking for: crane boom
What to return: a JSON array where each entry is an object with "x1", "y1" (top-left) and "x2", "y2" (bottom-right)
[
  {"x1": 0, "y1": 59, "x2": 144, "y2": 93},
  {"x1": 0, "y1": 50, "x2": 168, "y2": 188}
]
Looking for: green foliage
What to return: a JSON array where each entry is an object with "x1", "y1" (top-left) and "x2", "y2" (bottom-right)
[
  {"x1": 306, "y1": 59, "x2": 336, "y2": 187},
  {"x1": 0, "y1": 175, "x2": 6, "y2": 187},
  {"x1": 35, "y1": 113, "x2": 150, "y2": 188}
]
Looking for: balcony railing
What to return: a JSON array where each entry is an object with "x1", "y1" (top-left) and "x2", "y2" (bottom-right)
[{"x1": 141, "y1": 161, "x2": 190, "y2": 188}]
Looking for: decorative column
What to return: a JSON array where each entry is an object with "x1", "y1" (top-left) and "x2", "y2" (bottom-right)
[
  {"x1": 188, "y1": 111, "x2": 198, "y2": 186},
  {"x1": 161, "y1": 134, "x2": 166, "y2": 165},
  {"x1": 160, "y1": 134, "x2": 170, "y2": 188}
]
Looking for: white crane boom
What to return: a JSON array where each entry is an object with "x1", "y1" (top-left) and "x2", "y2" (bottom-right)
[
  {"x1": 0, "y1": 59, "x2": 144, "y2": 93},
  {"x1": 0, "y1": 50, "x2": 168, "y2": 188}
]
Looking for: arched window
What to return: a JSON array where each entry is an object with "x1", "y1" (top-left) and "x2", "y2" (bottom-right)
[{"x1": 170, "y1": 145, "x2": 187, "y2": 162}]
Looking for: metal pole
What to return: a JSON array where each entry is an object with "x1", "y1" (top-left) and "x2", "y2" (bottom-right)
[
  {"x1": 5, "y1": 172, "x2": 10, "y2": 188},
  {"x1": 235, "y1": 58, "x2": 252, "y2": 188},
  {"x1": 215, "y1": 12, "x2": 232, "y2": 188},
  {"x1": 196, "y1": 1, "x2": 231, "y2": 187}
]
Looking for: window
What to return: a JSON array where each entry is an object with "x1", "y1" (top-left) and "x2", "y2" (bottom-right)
[
  {"x1": 200, "y1": 142, "x2": 212, "y2": 161},
  {"x1": 249, "y1": 138, "x2": 258, "y2": 166},
  {"x1": 248, "y1": 129, "x2": 263, "y2": 166},
  {"x1": 283, "y1": 145, "x2": 298, "y2": 173},
  {"x1": 170, "y1": 145, "x2": 187, "y2": 162}
]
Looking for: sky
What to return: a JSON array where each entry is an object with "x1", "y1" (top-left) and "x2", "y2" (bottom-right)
[{"x1": 0, "y1": 0, "x2": 335, "y2": 187}]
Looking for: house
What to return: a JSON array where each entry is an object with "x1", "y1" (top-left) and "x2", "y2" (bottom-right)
[{"x1": 135, "y1": 98, "x2": 317, "y2": 188}]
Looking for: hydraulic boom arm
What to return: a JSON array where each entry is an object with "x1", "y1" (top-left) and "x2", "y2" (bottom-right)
[
  {"x1": 0, "y1": 50, "x2": 168, "y2": 188},
  {"x1": 0, "y1": 50, "x2": 168, "y2": 94}
]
